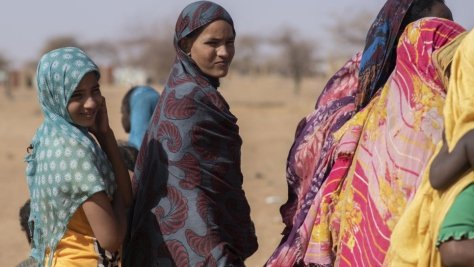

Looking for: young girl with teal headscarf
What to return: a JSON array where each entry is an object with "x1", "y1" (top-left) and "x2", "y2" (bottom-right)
[{"x1": 26, "y1": 47, "x2": 132, "y2": 267}]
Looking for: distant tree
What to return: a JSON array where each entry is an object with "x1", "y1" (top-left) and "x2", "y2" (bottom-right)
[
  {"x1": 120, "y1": 35, "x2": 175, "y2": 84},
  {"x1": 275, "y1": 28, "x2": 319, "y2": 94},
  {"x1": 0, "y1": 52, "x2": 10, "y2": 97},
  {"x1": 40, "y1": 36, "x2": 81, "y2": 55},
  {"x1": 232, "y1": 34, "x2": 261, "y2": 75},
  {"x1": 0, "y1": 52, "x2": 8, "y2": 70},
  {"x1": 119, "y1": 20, "x2": 176, "y2": 84},
  {"x1": 321, "y1": 10, "x2": 375, "y2": 76},
  {"x1": 328, "y1": 10, "x2": 374, "y2": 57},
  {"x1": 82, "y1": 40, "x2": 121, "y2": 66},
  {"x1": 139, "y1": 37, "x2": 175, "y2": 83}
]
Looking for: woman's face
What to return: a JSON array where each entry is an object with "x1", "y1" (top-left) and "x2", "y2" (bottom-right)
[
  {"x1": 189, "y1": 20, "x2": 235, "y2": 79},
  {"x1": 67, "y1": 72, "x2": 103, "y2": 127}
]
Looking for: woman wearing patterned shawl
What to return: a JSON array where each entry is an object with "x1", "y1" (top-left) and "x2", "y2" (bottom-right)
[
  {"x1": 386, "y1": 28, "x2": 474, "y2": 267},
  {"x1": 122, "y1": 1, "x2": 258, "y2": 266},
  {"x1": 26, "y1": 47, "x2": 132, "y2": 266},
  {"x1": 267, "y1": 0, "x2": 451, "y2": 266},
  {"x1": 303, "y1": 17, "x2": 464, "y2": 266}
]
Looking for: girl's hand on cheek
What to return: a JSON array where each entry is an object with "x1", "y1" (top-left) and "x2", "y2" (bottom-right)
[{"x1": 90, "y1": 96, "x2": 111, "y2": 138}]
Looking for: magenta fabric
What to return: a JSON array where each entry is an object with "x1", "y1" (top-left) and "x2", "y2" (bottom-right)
[
  {"x1": 304, "y1": 18, "x2": 466, "y2": 266},
  {"x1": 267, "y1": 53, "x2": 361, "y2": 266}
]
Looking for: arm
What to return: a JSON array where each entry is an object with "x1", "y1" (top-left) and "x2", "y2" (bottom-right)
[
  {"x1": 95, "y1": 128, "x2": 133, "y2": 207},
  {"x1": 82, "y1": 192, "x2": 127, "y2": 252},
  {"x1": 429, "y1": 131, "x2": 474, "y2": 190},
  {"x1": 84, "y1": 96, "x2": 132, "y2": 251}
]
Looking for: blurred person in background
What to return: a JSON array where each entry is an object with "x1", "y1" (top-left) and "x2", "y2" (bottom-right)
[{"x1": 120, "y1": 85, "x2": 159, "y2": 150}]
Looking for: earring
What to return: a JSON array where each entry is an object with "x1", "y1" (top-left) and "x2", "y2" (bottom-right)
[{"x1": 187, "y1": 52, "x2": 191, "y2": 57}]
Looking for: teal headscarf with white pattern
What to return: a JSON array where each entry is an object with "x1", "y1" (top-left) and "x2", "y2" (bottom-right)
[{"x1": 25, "y1": 47, "x2": 116, "y2": 266}]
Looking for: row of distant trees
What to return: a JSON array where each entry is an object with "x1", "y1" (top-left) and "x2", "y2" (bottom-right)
[{"x1": 0, "y1": 10, "x2": 373, "y2": 94}]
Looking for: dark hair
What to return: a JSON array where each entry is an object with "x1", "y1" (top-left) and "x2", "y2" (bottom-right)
[
  {"x1": 179, "y1": 26, "x2": 206, "y2": 53},
  {"x1": 118, "y1": 143, "x2": 139, "y2": 172},
  {"x1": 19, "y1": 199, "x2": 32, "y2": 244},
  {"x1": 402, "y1": 0, "x2": 447, "y2": 28},
  {"x1": 121, "y1": 87, "x2": 138, "y2": 133}
]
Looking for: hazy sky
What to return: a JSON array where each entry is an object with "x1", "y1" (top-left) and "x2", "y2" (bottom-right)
[{"x1": 3, "y1": 0, "x2": 474, "y2": 68}]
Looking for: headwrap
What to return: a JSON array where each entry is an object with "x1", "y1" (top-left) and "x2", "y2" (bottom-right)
[
  {"x1": 26, "y1": 47, "x2": 115, "y2": 266},
  {"x1": 128, "y1": 86, "x2": 159, "y2": 149},
  {"x1": 267, "y1": 53, "x2": 362, "y2": 266},
  {"x1": 357, "y1": 0, "x2": 415, "y2": 109},
  {"x1": 432, "y1": 32, "x2": 468, "y2": 100},
  {"x1": 173, "y1": 0, "x2": 235, "y2": 86},
  {"x1": 387, "y1": 27, "x2": 474, "y2": 267},
  {"x1": 123, "y1": 2, "x2": 258, "y2": 266}
]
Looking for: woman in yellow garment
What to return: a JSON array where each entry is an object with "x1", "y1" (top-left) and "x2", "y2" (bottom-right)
[{"x1": 386, "y1": 29, "x2": 474, "y2": 267}]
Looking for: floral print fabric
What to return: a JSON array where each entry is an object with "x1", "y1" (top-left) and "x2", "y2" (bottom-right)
[
  {"x1": 123, "y1": 2, "x2": 257, "y2": 266},
  {"x1": 303, "y1": 18, "x2": 466, "y2": 266}
]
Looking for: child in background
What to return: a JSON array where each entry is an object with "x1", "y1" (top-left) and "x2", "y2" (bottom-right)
[
  {"x1": 118, "y1": 143, "x2": 138, "y2": 193},
  {"x1": 120, "y1": 86, "x2": 159, "y2": 150},
  {"x1": 117, "y1": 143, "x2": 138, "y2": 176},
  {"x1": 16, "y1": 199, "x2": 37, "y2": 267}
]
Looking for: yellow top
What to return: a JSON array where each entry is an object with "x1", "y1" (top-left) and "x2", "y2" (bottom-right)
[{"x1": 46, "y1": 207, "x2": 101, "y2": 267}]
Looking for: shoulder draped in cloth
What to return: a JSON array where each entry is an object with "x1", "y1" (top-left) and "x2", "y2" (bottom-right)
[
  {"x1": 123, "y1": 1, "x2": 258, "y2": 266},
  {"x1": 303, "y1": 18, "x2": 465, "y2": 266},
  {"x1": 267, "y1": 53, "x2": 362, "y2": 267},
  {"x1": 268, "y1": 0, "x2": 418, "y2": 265},
  {"x1": 356, "y1": 0, "x2": 415, "y2": 110},
  {"x1": 386, "y1": 25, "x2": 474, "y2": 267}
]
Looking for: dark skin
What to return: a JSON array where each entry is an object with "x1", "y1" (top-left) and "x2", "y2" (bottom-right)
[
  {"x1": 428, "y1": 25, "x2": 474, "y2": 263},
  {"x1": 429, "y1": 129, "x2": 474, "y2": 267},
  {"x1": 69, "y1": 72, "x2": 132, "y2": 252},
  {"x1": 430, "y1": 132, "x2": 474, "y2": 267},
  {"x1": 439, "y1": 239, "x2": 474, "y2": 267},
  {"x1": 429, "y1": 130, "x2": 474, "y2": 190},
  {"x1": 429, "y1": 1, "x2": 453, "y2": 21}
]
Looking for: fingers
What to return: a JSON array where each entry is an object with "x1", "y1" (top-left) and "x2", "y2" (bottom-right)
[{"x1": 100, "y1": 96, "x2": 108, "y2": 113}]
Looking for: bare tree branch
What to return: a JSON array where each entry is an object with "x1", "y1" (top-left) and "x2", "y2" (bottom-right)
[{"x1": 274, "y1": 27, "x2": 320, "y2": 94}]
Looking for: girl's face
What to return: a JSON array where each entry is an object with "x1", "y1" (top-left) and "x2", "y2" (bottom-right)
[
  {"x1": 189, "y1": 20, "x2": 235, "y2": 79},
  {"x1": 67, "y1": 72, "x2": 102, "y2": 127}
]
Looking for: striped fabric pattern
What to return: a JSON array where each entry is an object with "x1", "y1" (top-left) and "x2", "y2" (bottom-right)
[{"x1": 303, "y1": 18, "x2": 466, "y2": 266}]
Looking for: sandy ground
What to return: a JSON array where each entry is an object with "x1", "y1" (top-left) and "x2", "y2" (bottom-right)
[{"x1": 0, "y1": 73, "x2": 324, "y2": 266}]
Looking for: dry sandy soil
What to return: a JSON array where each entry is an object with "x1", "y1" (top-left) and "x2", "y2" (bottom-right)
[{"x1": 0, "y1": 73, "x2": 325, "y2": 266}]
